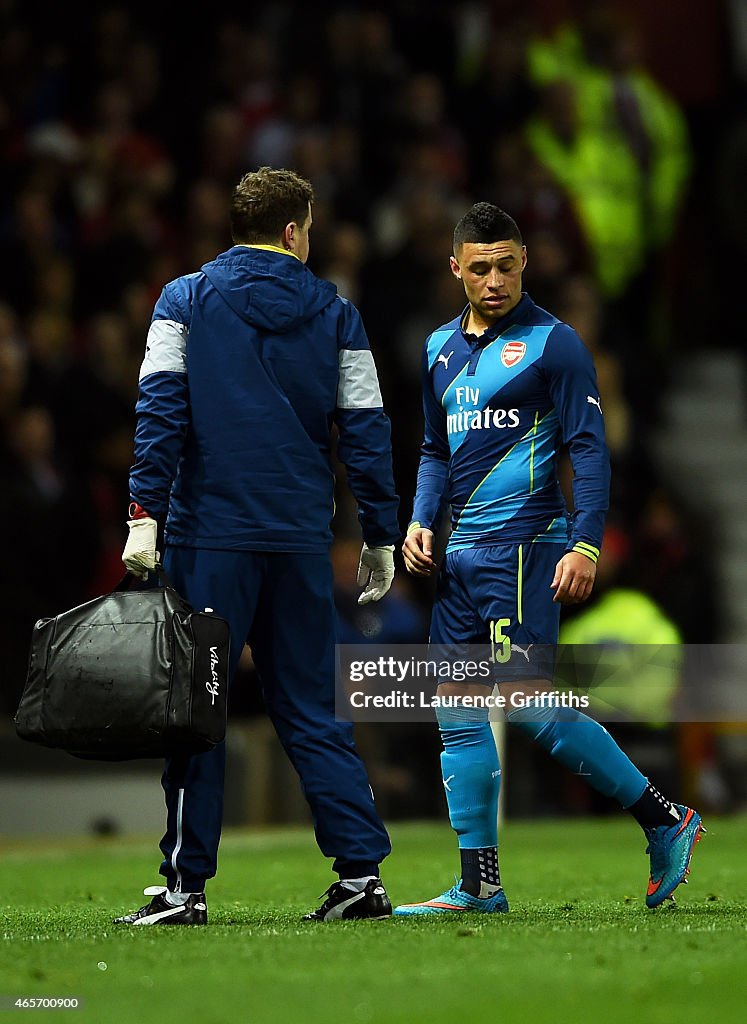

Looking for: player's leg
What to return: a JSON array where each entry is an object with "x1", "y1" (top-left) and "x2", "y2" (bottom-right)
[
  {"x1": 248, "y1": 550, "x2": 392, "y2": 921},
  {"x1": 115, "y1": 546, "x2": 261, "y2": 925},
  {"x1": 500, "y1": 542, "x2": 704, "y2": 906},
  {"x1": 504, "y1": 688, "x2": 705, "y2": 905},
  {"x1": 394, "y1": 548, "x2": 508, "y2": 916}
]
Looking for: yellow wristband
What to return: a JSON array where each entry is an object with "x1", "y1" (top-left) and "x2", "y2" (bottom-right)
[{"x1": 572, "y1": 542, "x2": 600, "y2": 563}]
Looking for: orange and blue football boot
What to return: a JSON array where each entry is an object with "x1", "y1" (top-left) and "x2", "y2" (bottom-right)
[
  {"x1": 394, "y1": 882, "x2": 509, "y2": 917},
  {"x1": 645, "y1": 805, "x2": 705, "y2": 908}
]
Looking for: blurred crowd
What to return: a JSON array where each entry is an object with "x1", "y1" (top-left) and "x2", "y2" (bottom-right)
[{"x1": 0, "y1": 0, "x2": 742, "y2": 810}]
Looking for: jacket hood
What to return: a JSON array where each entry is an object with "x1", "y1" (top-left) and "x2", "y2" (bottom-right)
[{"x1": 201, "y1": 246, "x2": 337, "y2": 333}]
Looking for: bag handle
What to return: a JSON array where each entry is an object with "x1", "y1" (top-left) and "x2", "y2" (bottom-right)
[{"x1": 113, "y1": 563, "x2": 175, "y2": 592}]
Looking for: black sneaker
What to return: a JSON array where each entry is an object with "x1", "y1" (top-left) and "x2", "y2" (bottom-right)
[
  {"x1": 304, "y1": 878, "x2": 392, "y2": 921},
  {"x1": 113, "y1": 886, "x2": 207, "y2": 926}
]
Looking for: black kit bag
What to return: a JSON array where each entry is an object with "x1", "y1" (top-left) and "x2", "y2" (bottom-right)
[{"x1": 15, "y1": 568, "x2": 230, "y2": 760}]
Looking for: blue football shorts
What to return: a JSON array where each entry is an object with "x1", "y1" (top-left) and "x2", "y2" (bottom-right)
[{"x1": 429, "y1": 540, "x2": 566, "y2": 682}]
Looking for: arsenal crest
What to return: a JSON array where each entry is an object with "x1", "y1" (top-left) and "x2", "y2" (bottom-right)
[{"x1": 501, "y1": 340, "x2": 526, "y2": 368}]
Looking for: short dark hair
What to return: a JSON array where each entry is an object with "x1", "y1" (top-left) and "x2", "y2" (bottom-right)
[
  {"x1": 229, "y1": 166, "x2": 314, "y2": 243},
  {"x1": 453, "y1": 202, "x2": 523, "y2": 251}
]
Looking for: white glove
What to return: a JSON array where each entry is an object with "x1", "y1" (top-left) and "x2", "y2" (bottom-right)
[
  {"x1": 357, "y1": 544, "x2": 395, "y2": 605},
  {"x1": 122, "y1": 517, "x2": 160, "y2": 579}
]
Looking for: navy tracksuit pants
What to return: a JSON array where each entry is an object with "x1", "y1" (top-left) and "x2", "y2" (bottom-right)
[{"x1": 159, "y1": 546, "x2": 391, "y2": 892}]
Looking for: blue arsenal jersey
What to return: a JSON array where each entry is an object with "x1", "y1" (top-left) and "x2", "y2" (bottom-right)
[{"x1": 411, "y1": 293, "x2": 609, "y2": 561}]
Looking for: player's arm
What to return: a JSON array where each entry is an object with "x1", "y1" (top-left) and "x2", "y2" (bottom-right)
[
  {"x1": 543, "y1": 323, "x2": 611, "y2": 604},
  {"x1": 403, "y1": 345, "x2": 450, "y2": 578},
  {"x1": 124, "y1": 283, "x2": 191, "y2": 576},
  {"x1": 333, "y1": 299, "x2": 400, "y2": 602}
]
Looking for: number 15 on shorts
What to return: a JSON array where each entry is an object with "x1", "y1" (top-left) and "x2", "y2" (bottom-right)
[{"x1": 490, "y1": 618, "x2": 511, "y2": 664}]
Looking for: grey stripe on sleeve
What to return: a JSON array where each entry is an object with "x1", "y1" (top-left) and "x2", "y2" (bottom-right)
[
  {"x1": 337, "y1": 349, "x2": 383, "y2": 409},
  {"x1": 138, "y1": 319, "x2": 188, "y2": 380}
]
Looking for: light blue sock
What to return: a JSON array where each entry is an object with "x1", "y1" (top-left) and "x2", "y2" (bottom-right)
[
  {"x1": 505, "y1": 699, "x2": 646, "y2": 807},
  {"x1": 437, "y1": 706, "x2": 501, "y2": 848}
]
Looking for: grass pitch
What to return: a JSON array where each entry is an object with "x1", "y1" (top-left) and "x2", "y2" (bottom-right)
[{"x1": 1, "y1": 815, "x2": 745, "y2": 1024}]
